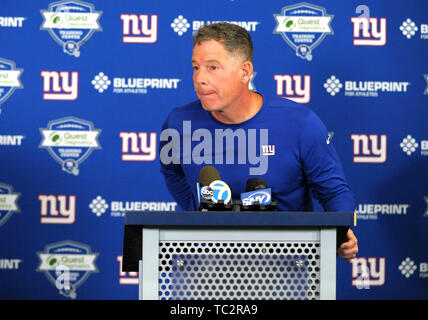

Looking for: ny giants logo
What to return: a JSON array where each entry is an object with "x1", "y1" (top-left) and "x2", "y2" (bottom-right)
[
  {"x1": 351, "y1": 134, "x2": 387, "y2": 163},
  {"x1": 351, "y1": 17, "x2": 387, "y2": 46},
  {"x1": 352, "y1": 257, "x2": 386, "y2": 288},
  {"x1": 117, "y1": 256, "x2": 138, "y2": 285},
  {"x1": 41, "y1": 71, "x2": 78, "y2": 100},
  {"x1": 119, "y1": 132, "x2": 157, "y2": 161},
  {"x1": 274, "y1": 75, "x2": 310, "y2": 104},
  {"x1": 261, "y1": 145, "x2": 275, "y2": 156},
  {"x1": 39, "y1": 195, "x2": 76, "y2": 224},
  {"x1": 120, "y1": 14, "x2": 157, "y2": 43}
]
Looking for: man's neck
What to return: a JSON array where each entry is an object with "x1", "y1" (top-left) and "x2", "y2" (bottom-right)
[{"x1": 210, "y1": 91, "x2": 263, "y2": 124}]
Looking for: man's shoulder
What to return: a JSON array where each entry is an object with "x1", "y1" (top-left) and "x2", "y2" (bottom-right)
[
  {"x1": 164, "y1": 99, "x2": 203, "y2": 127},
  {"x1": 169, "y1": 99, "x2": 202, "y2": 116},
  {"x1": 263, "y1": 96, "x2": 329, "y2": 138}
]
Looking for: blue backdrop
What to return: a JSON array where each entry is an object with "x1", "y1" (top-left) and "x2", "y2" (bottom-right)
[{"x1": 0, "y1": 0, "x2": 427, "y2": 299}]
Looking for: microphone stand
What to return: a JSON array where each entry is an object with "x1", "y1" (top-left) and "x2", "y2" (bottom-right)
[{"x1": 199, "y1": 199, "x2": 277, "y2": 212}]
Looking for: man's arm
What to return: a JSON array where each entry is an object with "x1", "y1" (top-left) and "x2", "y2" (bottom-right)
[
  {"x1": 159, "y1": 115, "x2": 197, "y2": 211},
  {"x1": 160, "y1": 162, "x2": 197, "y2": 211},
  {"x1": 300, "y1": 110, "x2": 355, "y2": 212},
  {"x1": 300, "y1": 109, "x2": 358, "y2": 261}
]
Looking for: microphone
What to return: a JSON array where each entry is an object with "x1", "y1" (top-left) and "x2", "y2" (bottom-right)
[
  {"x1": 245, "y1": 178, "x2": 268, "y2": 192},
  {"x1": 241, "y1": 178, "x2": 277, "y2": 211},
  {"x1": 198, "y1": 166, "x2": 233, "y2": 211},
  {"x1": 199, "y1": 166, "x2": 220, "y2": 187},
  {"x1": 198, "y1": 166, "x2": 220, "y2": 205}
]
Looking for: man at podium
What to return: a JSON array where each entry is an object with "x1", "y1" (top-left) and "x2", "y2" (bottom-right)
[{"x1": 159, "y1": 22, "x2": 358, "y2": 262}]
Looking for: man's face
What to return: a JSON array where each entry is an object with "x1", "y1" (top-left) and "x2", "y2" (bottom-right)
[{"x1": 192, "y1": 39, "x2": 245, "y2": 113}]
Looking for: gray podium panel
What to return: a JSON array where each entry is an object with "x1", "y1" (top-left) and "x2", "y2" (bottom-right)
[{"x1": 140, "y1": 227, "x2": 336, "y2": 300}]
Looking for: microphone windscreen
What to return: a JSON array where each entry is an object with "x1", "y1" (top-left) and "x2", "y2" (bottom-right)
[
  {"x1": 245, "y1": 178, "x2": 268, "y2": 192},
  {"x1": 199, "y1": 166, "x2": 221, "y2": 186}
]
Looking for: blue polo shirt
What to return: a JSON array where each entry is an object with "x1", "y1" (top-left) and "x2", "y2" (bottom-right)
[{"x1": 159, "y1": 95, "x2": 355, "y2": 212}]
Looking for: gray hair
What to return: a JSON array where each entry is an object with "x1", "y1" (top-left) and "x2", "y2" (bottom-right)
[{"x1": 193, "y1": 22, "x2": 253, "y2": 63}]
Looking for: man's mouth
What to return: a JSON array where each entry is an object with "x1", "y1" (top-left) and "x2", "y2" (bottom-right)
[{"x1": 198, "y1": 91, "x2": 216, "y2": 96}]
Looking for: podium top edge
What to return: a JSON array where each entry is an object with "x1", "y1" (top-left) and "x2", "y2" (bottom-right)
[{"x1": 124, "y1": 211, "x2": 355, "y2": 227}]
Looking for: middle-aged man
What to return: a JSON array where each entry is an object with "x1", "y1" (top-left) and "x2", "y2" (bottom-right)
[{"x1": 159, "y1": 22, "x2": 358, "y2": 261}]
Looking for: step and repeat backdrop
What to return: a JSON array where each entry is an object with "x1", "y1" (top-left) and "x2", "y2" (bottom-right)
[{"x1": 0, "y1": 0, "x2": 427, "y2": 300}]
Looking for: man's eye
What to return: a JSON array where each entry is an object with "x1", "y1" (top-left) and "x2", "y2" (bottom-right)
[
  {"x1": 192, "y1": 66, "x2": 199, "y2": 71},
  {"x1": 209, "y1": 65, "x2": 218, "y2": 71}
]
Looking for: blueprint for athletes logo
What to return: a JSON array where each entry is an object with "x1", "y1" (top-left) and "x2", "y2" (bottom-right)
[
  {"x1": 0, "y1": 182, "x2": 21, "y2": 228},
  {"x1": 39, "y1": 117, "x2": 101, "y2": 175},
  {"x1": 36, "y1": 240, "x2": 98, "y2": 299},
  {"x1": 324, "y1": 75, "x2": 410, "y2": 98},
  {"x1": 273, "y1": 2, "x2": 333, "y2": 61},
  {"x1": 0, "y1": 57, "x2": 23, "y2": 114},
  {"x1": 170, "y1": 15, "x2": 259, "y2": 36},
  {"x1": 91, "y1": 71, "x2": 181, "y2": 94},
  {"x1": 89, "y1": 195, "x2": 177, "y2": 218},
  {"x1": 171, "y1": 15, "x2": 191, "y2": 35},
  {"x1": 40, "y1": 0, "x2": 102, "y2": 57}
]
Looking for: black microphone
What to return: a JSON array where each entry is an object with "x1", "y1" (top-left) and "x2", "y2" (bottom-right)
[
  {"x1": 241, "y1": 178, "x2": 277, "y2": 211},
  {"x1": 245, "y1": 178, "x2": 268, "y2": 192}
]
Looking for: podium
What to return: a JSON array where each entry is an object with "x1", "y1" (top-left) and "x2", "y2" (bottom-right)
[{"x1": 123, "y1": 211, "x2": 354, "y2": 300}]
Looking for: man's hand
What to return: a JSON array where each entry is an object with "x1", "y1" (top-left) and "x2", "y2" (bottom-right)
[{"x1": 338, "y1": 228, "x2": 358, "y2": 262}]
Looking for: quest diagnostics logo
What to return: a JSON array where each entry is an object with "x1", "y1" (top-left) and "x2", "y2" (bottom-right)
[
  {"x1": 273, "y1": 3, "x2": 334, "y2": 61},
  {"x1": 0, "y1": 57, "x2": 23, "y2": 115},
  {"x1": 36, "y1": 240, "x2": 98, "y2": 299},
  {"x1": 40, "y1": 0, "x2": 102, "y2": 57},
  {"x1": 39, "y1": 117, "x2": 101, "y2": 175},
  {"x1": 0, "y1": 182, "x2": 21, "y2": 228}
]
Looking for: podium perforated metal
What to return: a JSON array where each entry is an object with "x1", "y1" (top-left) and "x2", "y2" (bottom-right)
[{"x1": 123, "y1": 211, "x2": 354, "y2": 300}]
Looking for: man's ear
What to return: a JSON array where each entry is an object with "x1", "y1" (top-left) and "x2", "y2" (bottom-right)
[{"x1": 240, "y1": 61, "x2": 253, "y2": 84}]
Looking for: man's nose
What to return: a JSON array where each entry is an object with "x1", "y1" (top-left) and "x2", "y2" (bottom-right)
[{"x1": 194, "y1": 69, "x2": 208, "y2": 86}]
